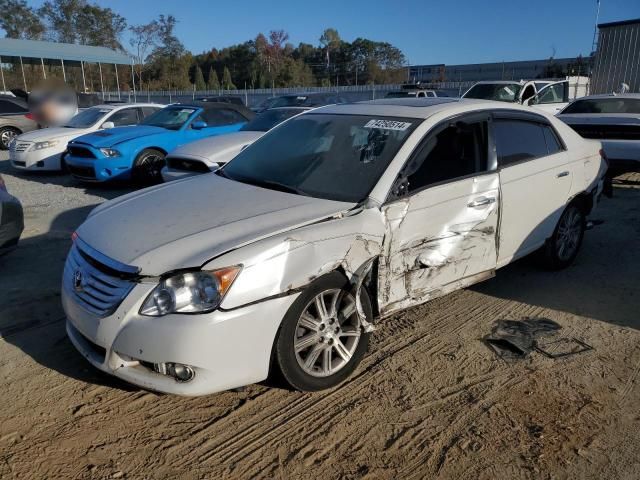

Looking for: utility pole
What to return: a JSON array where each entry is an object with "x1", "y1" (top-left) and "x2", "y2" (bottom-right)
[{"x1": 591, "y1": 0, "x2": 602, "y2": 55}]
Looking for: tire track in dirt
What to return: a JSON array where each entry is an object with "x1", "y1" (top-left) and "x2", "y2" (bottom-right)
[{"x1": 163, "y1": 292, "x2": 530, "y2": 478}]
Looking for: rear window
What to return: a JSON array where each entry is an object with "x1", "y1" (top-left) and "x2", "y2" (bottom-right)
[
  {"x1": 562, "y1": 98, "x2": 640, "y2": 114},
  {"x1": 0, "y1": 99, "x2": 28, "y2": 114}
]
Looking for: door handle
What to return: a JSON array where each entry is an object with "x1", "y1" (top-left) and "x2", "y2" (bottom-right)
[
  {"x1": 557, "y1": 171, "x2": 569, "y2": 178},
  {"x1": 467, "y1": 196, "x2": 496, "y2": 208}
]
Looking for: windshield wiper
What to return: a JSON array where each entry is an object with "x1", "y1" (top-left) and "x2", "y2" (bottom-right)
[{"x1": 236, "y1": 176, "x2": 306, "y2": 196}]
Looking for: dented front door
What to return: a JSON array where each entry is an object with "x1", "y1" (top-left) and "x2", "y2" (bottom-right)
[{"x1": 378, "y1": 173, "x2": 500, "y2": 315}]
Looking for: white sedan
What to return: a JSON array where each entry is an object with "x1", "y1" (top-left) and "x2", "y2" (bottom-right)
[
  {"x1": 161, "y1": 107, "x2": 311, "y2": 182},
  {"x1": 62, "y1": 98, "x2": 606, "y2": 396},
  {"x1": 9, "y1": 103, "x2": 163, "y2": 171}
]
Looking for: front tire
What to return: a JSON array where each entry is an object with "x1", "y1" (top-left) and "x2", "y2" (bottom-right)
[
  {"x1": 0, "y1": 127, "x2": 20, "y2": 150},
  {"x1": 132, "y1": 148, "x2": 166, "y2": 185},
  {"x1": 275, "y1": 272, "x2": 372, "y2": 392},
  {"x1": 541, "y1": 202, "x2": 585, "y2": 270}
]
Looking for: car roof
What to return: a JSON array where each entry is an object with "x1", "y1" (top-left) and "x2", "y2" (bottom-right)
[
  {"x1": 312, "y1": 97, "x2": 534, "y2": 119},
  {"x1": 569, "y1": 93, "x2": 640, "y2": 100},
  {"x1": 89, "y1": 103, "x2": 163, "y2": 110},
  {"x1": 472, "y1": 80, "x2": 525, "y2": 85}
]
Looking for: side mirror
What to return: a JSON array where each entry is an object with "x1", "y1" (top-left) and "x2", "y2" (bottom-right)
[
  {"x1": 101, "y1": 121, "x2": 115, "y2": 129},
  {"x1": 191, "y1": 120, "x2": 207, "y2": 130}
]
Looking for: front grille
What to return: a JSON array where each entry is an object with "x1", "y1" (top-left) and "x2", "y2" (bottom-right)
[
  {"x1": 68, "y1": 165, "x2": 96, "y2": 179},
  {"x1": 12, "y1": 160, "x2": 26, "y2": 167},
  {"x1": 63, "y1": 243, "x2": 136, "y2": 317},
  {"x1": 569, "y1": 123, "x2": 640, "y2": 141},
  {"x1": 68, "y1": 145, "x2": 96, "y2": 158},
  {"x1": 69, "y1": 322, "x2": 107, "y2": 362},
  {"x1": 166, "y1": 157, "x2": 210, "y2": 173},
  {"x1": 11, "y1": 142, "x2": 30, "y2": 152}
]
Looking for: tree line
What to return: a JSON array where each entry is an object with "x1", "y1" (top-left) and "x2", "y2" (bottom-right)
[{"x1": 0, "y1": 0, "x2": 407, "y2": 91}]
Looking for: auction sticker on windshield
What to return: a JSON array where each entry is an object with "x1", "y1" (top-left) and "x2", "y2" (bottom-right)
[{"x1": 364, "y1": 119, "x2": 412, "y2": 131}]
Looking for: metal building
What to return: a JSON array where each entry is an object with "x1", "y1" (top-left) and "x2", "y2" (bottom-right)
[
  {"x1": 0, "y1": 38, "x2": 134, "y2": 99},
  {"x1": 591, "y1": 18, "x2": 640, "y2": 94}
]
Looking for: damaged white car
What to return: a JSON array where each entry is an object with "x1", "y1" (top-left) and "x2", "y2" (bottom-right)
[{"x1": 63, "y1": 98, "x2": 606, "y2": 395}]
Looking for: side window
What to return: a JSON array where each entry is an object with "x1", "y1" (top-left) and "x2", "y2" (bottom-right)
[
  {"x1": 542, "y1": 125, "x2": 563, "y2": 155},
  {"x1": 140, "y1": 107, "x2": 159, "y2": 118},
  {"x1": 426, "y1": 91, "x2": 436, "y2": 97},
  {"x1": 535, "y1": 83, "x2": 568, "y2": 105},
  {"x1": 402, "y1": 120, "x2": 488, "y2": 194},
  {"x1": 0, "y1": 100, "x2": 27, "y2": 114},
  {"x1": 202, "y1": 108, "x2": 247, "y2": 126},
  {"x1": 494, "y1": 120, "x2": 548, "y2": 166},
  {"x1": 108, "y1": 108, "x2": 139, "y2": 127}
]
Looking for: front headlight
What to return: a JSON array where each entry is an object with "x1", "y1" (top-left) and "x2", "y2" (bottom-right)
[
  {"x1": 100, "y1": 148, "x2": 121, "y2": 157},
  {"x1": 140, "y1": 266, "x2": 241, "y2": 317},
  {"x1": 33, "y1": 140, "x2": 59, "y2": 150}
]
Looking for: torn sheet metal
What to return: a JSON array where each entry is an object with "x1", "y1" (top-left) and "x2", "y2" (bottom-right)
[{"x1": 378, "y1": 173, "x2": 501, "y2": 316}]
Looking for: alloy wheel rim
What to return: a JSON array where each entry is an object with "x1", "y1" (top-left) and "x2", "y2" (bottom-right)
[
  {"x1": 556, "y1": 208, "x2": 582, "y2": 261},
  {"x1": 1, "y1": 130, "x2": 16, "y2": 147},
  {"x1": 294, "y1": 289, "x2": 361, "y2": 378},
  {"x1": 141, "y1": 154, "x2": 163, "y2": 180}
]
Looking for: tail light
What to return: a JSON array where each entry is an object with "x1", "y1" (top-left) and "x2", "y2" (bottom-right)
[
  {"x1": 71, "y1": 231, "x2": 78, "y2": 242},
  {"x1": 25, "y1": 112, "x2": 34, "y2": 120}
]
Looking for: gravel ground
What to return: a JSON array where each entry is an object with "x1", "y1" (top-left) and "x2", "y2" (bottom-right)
[{"x1": 1, "y1": 152, "x2": 639, "y2": 480}]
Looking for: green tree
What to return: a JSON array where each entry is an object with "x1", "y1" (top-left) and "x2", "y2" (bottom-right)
[
  {"x1": 129, "y1": 20, "x2": 161, "y2": 89},
  {"x1": 207, "y1": 66, "x2": 220, "y2": 90},
  {"x1": 0, "y1": 0, "x2": 45, "y2": 39},
  {"x1": 39, "y1": 0, "x2": 127, "y2": 49},
  {"x1": 222, "y1": 66, "x2": 236, "y2": 90},
  {"x1": 193, "y1": 65, "x2": 206, "y2": 90}
]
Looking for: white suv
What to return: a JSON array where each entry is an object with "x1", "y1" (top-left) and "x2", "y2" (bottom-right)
[
  {"x1": 10, "y1": 103, "x2": 163, "y2": 171},
  {"x1": 62, "y1": 98, "x2": 606, "y2": 396}
]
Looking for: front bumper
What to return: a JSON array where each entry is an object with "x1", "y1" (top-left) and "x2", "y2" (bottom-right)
[
  {"x1": 0, "y1": 193, "x2": 24, "y2": 254},
  {"x1": 10, "y1": 143, "x2": 65, "y2": 171},
  {"x1": 63, "y1": 279, "x2": 297, "y2": 396},
  {"x1": 66, "y1": 149, "x2": 133, "y2": 182}
]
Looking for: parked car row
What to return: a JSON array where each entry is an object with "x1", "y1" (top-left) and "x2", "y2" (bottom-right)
[{"x1": 60, "y1": 97, "x2": 607, "y2": 396}]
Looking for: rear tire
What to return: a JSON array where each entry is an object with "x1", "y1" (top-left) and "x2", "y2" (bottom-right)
[
  {"x1": 132, "y1": 148, "x2": 165, "y2": 185},
  {"x1": 0, "y1": 127, "x2": 20, "y2": 150},
  {"x1": 275, "y1": 271, "x2": 372, "y2": 392},
  {"x1": 541, "y1": 202, "x2": 585, "y2": 270}
]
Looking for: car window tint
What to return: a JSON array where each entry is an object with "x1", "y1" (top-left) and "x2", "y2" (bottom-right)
[
  {"x1": 0, "y1": 99, "x2": 28, "y2": 114},
  {"x1": 536, "y1": 83, "x2": 567, "y2": 104},
  {"x1": 108, "y1": 108, "x2": 139, "y2": 126},
  {"x1": 202, "y1": 108, "x2": 246, "y2": 126},
  {"x1": 562, "y1": 98, "x2": 640, "y2": 114},
  {"x1": 404, "y1": 120, "x2": 488, "y2": 192},
  {"x1": 494, "y1": 120, "x2": 548, "y2": 166},
  {"x1": 140, "y1": 107, "x2": 159, "y2": 118},
  {"x1": 542, "y1": 125, "x2": 562, "y2": 155}
]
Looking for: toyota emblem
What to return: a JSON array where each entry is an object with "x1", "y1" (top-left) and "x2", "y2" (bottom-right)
[{"x1": 73, "y1": 270, "x2": 83, "y2": 292}]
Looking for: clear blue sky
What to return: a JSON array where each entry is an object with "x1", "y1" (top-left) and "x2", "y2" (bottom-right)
[{"x1": 32, "y1": 0, "x2": 640, "y2": 64}]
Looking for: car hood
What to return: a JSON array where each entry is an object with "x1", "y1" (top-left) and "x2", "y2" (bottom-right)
[
  {"x1": 73, "y1": 125, "x2": 167, "y2": 147},
  {"x1": 16, "y1": 126, "x2": 88, "y2": 142},
  {"x1": 558, "y1": 113, "x2": 640, "y2": 125},
  {"x1": 77, "y1": 173, "x2": 354, "y2": 275},
  {"x1": 166, "y1": 131, "x2": 264, "y2": 165}
]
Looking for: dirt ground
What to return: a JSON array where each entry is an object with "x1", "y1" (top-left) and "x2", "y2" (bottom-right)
[{"x1": 0, "y1": 166, "x2": 639, "y2": 480}]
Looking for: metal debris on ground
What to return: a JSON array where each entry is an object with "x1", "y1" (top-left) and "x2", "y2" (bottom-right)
[{"x1": 484, "y1": 318, "x2": 592, "y2": 361}]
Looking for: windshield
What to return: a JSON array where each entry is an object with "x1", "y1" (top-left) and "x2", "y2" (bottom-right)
[
  {"x1": 64, "y1": 107, "x2": 111, "y2": 128},
  {"x1": 464, "y1": 83, "x2": 522, "y2": 102},
  {"x1": 562, "y1": 98, "x2": 640, "y2": 114},
  {"x1": 221, "y1": 113, "x2": 418, "y2": 202},
  {"x1": 240, "y1": 108, "x2": 304, "y2": 132},
  {"x1": 141, "y1": 106, "x2": 196, "y2": 130}
]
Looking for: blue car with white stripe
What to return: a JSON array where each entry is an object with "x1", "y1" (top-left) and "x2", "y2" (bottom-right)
[{"x1": 65, "y1": 102, "x2": 254, "y2": 184}]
